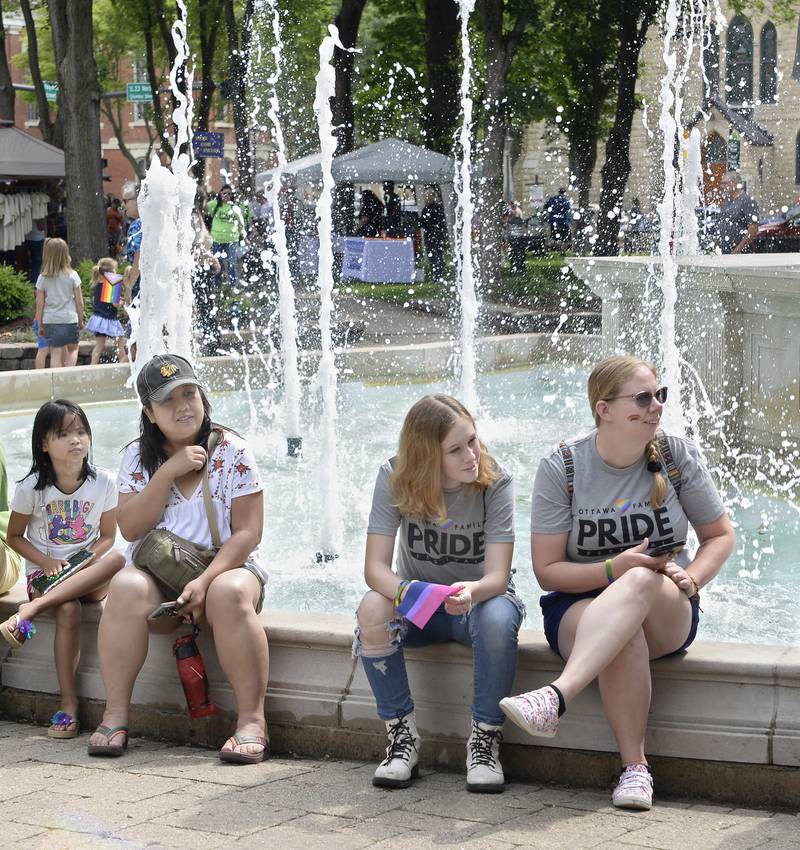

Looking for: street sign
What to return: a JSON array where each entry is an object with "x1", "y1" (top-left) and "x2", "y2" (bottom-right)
[
  {"x1": 43, "y1": 81, "x2": 58, "y2": 102},
  {"x1": 127, "y1": 82, "x2": 152, "y2": 103},
  {"x1": 192, "y1": 131, "x2": 225, "y2": 159}
]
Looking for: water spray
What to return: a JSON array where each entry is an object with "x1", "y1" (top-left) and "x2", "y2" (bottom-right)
[
  {"x1": 313, "y1": 25, "x2": 346, "y2": 561},
  {"x1": 454, "y1": 0, "x2": 478, "y2": 412},
  {"x1": 131, "y1": 0, "x2": 197, "y2": 381}
]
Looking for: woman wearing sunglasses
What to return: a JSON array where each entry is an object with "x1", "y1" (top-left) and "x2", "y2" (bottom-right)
[{"x1": 501, "y1": 355, "x2": 734, "y2": 811}]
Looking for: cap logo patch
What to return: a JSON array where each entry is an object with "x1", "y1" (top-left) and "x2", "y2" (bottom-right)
[{"x1": 160, "y1": 363, "x2": 178, "y2": 378}]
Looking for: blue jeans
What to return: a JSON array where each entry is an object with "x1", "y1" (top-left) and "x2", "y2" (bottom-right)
[{"x1": 356, "y1": 592, "x2": 525, "y2": 727}]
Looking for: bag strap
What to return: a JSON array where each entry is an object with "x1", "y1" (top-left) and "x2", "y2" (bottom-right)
[
  {"x1": 656, "y1": 429, "x2": 682, "y2": 496},
  {"x1": 202, "y1": 429, "x2": 222, "y2": 549},
  {"x1": 558, "y1": 441, "x2": 575, "y2": 504}
]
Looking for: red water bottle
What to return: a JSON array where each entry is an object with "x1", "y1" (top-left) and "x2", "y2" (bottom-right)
[{"x1": 173, "y1": 632, "x2": 217, "y2": 718}]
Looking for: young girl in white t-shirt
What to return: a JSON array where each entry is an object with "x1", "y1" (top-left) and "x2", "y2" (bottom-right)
[
  {"x1": 34, "y1": 238, "x2": 85, "y2": 368},
  {"x1": 88, "y1": 354, "x2": 270, "y2": 764},
  {"x1": 0, "y1": 400, "x2": 125, "y2": 738}
]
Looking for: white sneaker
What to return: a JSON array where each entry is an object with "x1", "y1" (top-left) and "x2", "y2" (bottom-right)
[
  {"x1": 466, "y1": 719, "x2": 505, "y2": 793},
  {"x1": 372, "y1": 713, "x2": 421, "y2": 789},
  {"x1": 499, "y1": 686, "x2": 560, "y2": 738},
  {"x1": 612, "y1": 763, "x2": 653, "y2": 810}
]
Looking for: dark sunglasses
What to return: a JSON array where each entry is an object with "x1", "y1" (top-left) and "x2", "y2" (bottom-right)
[{"x1": 603, "y1": 386, "x2": 668, "y2": 408}]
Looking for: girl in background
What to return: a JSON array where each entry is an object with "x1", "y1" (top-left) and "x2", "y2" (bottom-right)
[
  {"x1": 0, "y1": 400, "x2": 125, "y2": 738},
  {"x1": 86, "y1": 257, "x2": 129, "y2": 365},
  {"x1": 34, "y1": 238, "x2": 84, "y2": 368}
]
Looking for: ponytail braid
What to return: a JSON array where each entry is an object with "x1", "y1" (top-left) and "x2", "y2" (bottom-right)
[{"x1": 646, "y1": 439, "x2": 668, "y2": 507}]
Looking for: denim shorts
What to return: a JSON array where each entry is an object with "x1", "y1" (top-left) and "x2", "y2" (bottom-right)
[
  {"x1": 540, "y1": 588, "x2": 700, "y2": 660},
  {"x1": 42, "y1": 322, "x2": 79, "y2": 347}
]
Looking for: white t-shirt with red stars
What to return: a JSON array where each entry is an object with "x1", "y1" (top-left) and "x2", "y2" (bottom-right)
[{"x1": 117, "y1": 429, "x2": 266, "y2": 582}]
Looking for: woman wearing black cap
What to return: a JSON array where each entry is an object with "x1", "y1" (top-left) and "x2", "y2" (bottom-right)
[{"x1": 88, "y1": 354, "x2": 270, "y2": 763}]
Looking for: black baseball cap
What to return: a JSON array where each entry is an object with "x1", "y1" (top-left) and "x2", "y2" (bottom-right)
[{"x1": 136, "y1": 354, "x2": 204, "y2": 405}]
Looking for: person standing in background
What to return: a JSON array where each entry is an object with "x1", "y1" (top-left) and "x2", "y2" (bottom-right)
[{"x1": 717, "y1": 172, "x2": 759, "y2": 254}]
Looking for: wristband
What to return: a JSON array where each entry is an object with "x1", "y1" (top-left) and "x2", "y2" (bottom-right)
[
  {"x1": 394, "y1": 580, "x2": 410, "y2": 608},
  {"x1": 604, "y1": 558, "x2": 614, "y2": 584}
]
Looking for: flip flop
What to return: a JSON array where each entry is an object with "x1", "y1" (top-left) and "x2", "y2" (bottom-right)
[
  {"x1": 48, "y1": 710, "x2": 80, "y2": 739},
  {"x1": 218, "y1": 732, "x2": 269, "y2": 764},
  {"x1": 0, "y1": 615, "x2": 36, "y2": 648},
  {"x1": 87, "y1": 724, "x2": 128, "y2": 757}
]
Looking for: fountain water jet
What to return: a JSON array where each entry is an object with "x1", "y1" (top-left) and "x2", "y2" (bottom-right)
[
  {"x1": 312, "y1": 25, "x2": 347, "y2": 559},
  {"x1": 454, "y1": 0, "x2": 479, "y2": 412},
  {"x1": 255, "y1": 0, "x2": 303, "y2": 457},
  {"x1": 132, "y1": 0, "x2": 197, "y2": 377}
]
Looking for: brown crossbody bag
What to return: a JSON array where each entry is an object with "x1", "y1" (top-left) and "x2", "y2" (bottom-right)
[{"x1": 132, "y1": 430, "x2": 221, "y2": 599}]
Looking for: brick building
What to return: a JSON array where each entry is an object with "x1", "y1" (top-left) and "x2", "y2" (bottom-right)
[
  {"x1": 512, "y1": 5, "x2": 800, "y2": 220},
  {"x1": 2, "y1": 12, "x2": 270, "y2": 201}
]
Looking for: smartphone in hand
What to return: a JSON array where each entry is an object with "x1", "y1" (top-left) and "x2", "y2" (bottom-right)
[
  {"x1": 147, "y1": 601, "x2": 181, "y2": 621},
  {"x1": 648, "y1": 540, "x2": 686, "y2": 557}
]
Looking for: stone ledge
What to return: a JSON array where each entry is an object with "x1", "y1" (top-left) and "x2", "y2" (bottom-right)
[
  {"x1": 1, "y1": 583, "x2": 797, "y2": 809},
  {"x1": 0, "y1": 333, "x2": 601, "y2": 411}
]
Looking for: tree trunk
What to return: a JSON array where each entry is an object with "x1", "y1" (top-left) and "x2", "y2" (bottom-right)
[
  {"x1": 20, "y1": 0, "x2": 61, "y2": 146},
  {"x1": 194, "y1": 0, "x2": 224, "y2": 183},
  {"x1": 224, "y1": 0, "x2": 255, "y2": 196},
  {"x1": 422, "y1": 0, "x2": 459, "y2": 154},
  {"x1": 48, "y1": 0, "x2": 106, "y2": 261},
  {"x1": 143, "y1": 2, "x2": 171, "y2": 159},
  {"x1": 595, "y1": 7, "x2": 655, "y2": 256},
  {"x1": 570, "y1": 113, "x2": 601, "y2": 214},
  {"x1": 0, "y1": 0, "x2": 15, "y2": 122},
  {"x1": 331, "y1": 0, "x2": 367, "y2": 234},
  {"x1": 475, "y1": 0, "x2": 533, "y2": 285}
]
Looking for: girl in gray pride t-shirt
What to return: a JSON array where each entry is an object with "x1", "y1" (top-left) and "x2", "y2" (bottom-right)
[
  {"x1": 501, "y1": 355, "x2": 734, "y2": 812},
  {"x1": 355, "y1": 394, "x2": 523, "y2": 795}
]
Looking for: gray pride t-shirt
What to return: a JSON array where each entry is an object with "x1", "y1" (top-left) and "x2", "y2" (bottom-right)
[
  {"x1": 367, "y1": 458, "x2": 515, "y2": 584},
  {"x1": 531, "y1": 432, "x2": 724, "y2": 567}
]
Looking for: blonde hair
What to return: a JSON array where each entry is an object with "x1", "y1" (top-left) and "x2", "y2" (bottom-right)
[
  {"x1": 40, "y1": 238, "x2": 72, "y2": 277},
  {"x1": 587, "y1": 355, "x2": 670, "y2": 508},
  {"x1": 390, "y1": 394, "x2": 500, "y2": 522},
  {"x1": 91, "y1": 257, "x2": 118, "y2": 284}
]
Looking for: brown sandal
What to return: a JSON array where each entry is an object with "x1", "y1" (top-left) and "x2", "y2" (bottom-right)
[
  {"x1": 219, "y1": 732, "x2": 269, "y2": 764},
  {"x1": 87, "y1": 724, "x2": 128, "y2": 757}
]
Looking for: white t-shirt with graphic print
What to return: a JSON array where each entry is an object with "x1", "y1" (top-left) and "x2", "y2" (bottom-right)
[
  {"x1": 117, "y1": 430, "x2": 267, "y2": 582},
  {"x1": 11, "y1": 469, "x2": 118, "y2": 576}
]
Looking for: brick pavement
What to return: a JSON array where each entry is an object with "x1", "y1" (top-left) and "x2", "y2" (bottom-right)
[{"x1": 0, "y1": 721, "x2": 797, "y2": 849}]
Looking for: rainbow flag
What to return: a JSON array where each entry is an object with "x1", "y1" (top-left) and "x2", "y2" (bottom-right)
[
  {"x1": 99, "y1": 271, "x2": 123, "y2": 305},
  {"x1": 396, "y1": 581, "x2": 458, "y2": 628}
]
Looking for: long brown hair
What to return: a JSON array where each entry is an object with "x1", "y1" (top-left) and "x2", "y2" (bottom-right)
[
  {"x1": 390, "y1": 394, "x2": 500, "y2": 522},
  {"x1": 587, "y1": 355, "x2": 670, "y2": 508}
]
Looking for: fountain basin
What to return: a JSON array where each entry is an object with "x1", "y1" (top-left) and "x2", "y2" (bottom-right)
[
  {"x1": 0, "y1": 587, "x2": 797, "y2": 807},
  {"x1": 1, "y1": 334, "x2": 797, "y2": 805},
  {"x1": 570, "y1": 254, "x2": 800, "y2": 454}
]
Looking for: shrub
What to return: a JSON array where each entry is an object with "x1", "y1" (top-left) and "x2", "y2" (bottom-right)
[
  {"x1": 75, "y1": 258, "x2": 96, "y2": 318},
  {"x1": 0, "y1": 264, "x2": 34, "y2": 324}
]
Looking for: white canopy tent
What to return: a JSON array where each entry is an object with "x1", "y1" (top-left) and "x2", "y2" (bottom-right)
[
  {"x1": 0, "y1": 127, "x2": 65, "y2": 179},
  {"x1": 256, "y1": 137, "x2": 457, "y2": 241}
]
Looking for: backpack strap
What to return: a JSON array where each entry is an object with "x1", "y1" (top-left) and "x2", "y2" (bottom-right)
[
  {"x1": 656, "y1": 430, "x2": 682, "y2": 496},
  {"x1": 201, "y1": 429, "x2": 222, "y2": 549},
  {"x1": 558, "y1": 441, "x2": 575, "y2": 504}
]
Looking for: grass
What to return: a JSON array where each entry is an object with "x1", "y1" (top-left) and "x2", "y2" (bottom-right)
[{"x1": 340, "y1": 256, "x2": 596, "y2": 311}]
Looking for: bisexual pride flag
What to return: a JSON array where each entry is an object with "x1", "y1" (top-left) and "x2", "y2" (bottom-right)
[
  {"x1": 99, "y1": 271, "x2": 124, "y2": 305},
  {"x1": 396, "y1": 581, "x2": 458, "y2": 628}
]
